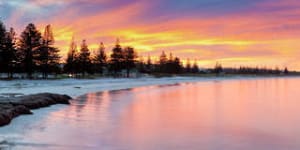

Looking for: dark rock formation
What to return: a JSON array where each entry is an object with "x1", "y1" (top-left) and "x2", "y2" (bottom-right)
[{"x1": 0, "y1": 93, "x2": 72, "y2": 127}]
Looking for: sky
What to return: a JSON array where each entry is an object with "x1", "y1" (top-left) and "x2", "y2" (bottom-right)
[{"x1": 1, "y1": 0, "x2": 300, "y2": 69}]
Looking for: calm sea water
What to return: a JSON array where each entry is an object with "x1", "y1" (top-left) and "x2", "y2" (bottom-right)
[{"x1": 1, "y1": 77, "x2": 300, "y2": 150}]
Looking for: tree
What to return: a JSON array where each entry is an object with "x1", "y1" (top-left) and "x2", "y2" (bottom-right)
[
  {"x1": 78, "y1": 39, "x2": 91, "y2": 76},
  {"x1": 18, "y1": 23, "x2": 42, "y2": 78},
  {"x1": 0, "y1": 21, "x2": 6, "y2": 74},
  {"x1": 185, "y1": 59, "x2": 191, "y2": 73},
  {"x1": 64, "y1": 37, "x2": 78, "y2": 75},
  {"x1": 165, "y1": 52, "x2": 174, "y2": 73},
  {"x1": 191, "y1": 60, "x2": 199, "y2": 73},
  {"x1": 93, "y1": 42, "x2": 107, "y2": 74},
  {"x1": 159, "y1": 51, "x2": 167, "y2": 65},
  {"x1": 159, "y1": 51, "x2": 167, "y2": 73},
  {"x1": 284, "y1": 67, "x2": 289, "y2": 74},
  {"x1": 146, "y1": 55, "x2": 152, "y2": 72},
  {"x1": 136, "y1": 56, "x2": 146, "y2": 73},
  {"x1": 214, "y1": 62, "x2": 223, "y2": 75},
  {"x1": 0, "y1": 21, "x2": 6, "y2": 47},
  {"x1": 2, "y1": 27, "x2": 17, "y2": 78},
  {"x1": 123, "y1": 46, "x2": 138, "y2": 77},
  {"x1": 110, "y1": 38, "x2": 124, "y2": 76},
  {"x1": 168, "y1": 52, "x2": 173, "y2": 62},
  {"x1": 36, "y1": 25, "x2": 60, "y2": 78},
  {"x1": 274, "y1": 66, "x2": 281, "y2": 74},
  {"x1": 172, "y1": 57, "x2": 182, "y2": 74}
]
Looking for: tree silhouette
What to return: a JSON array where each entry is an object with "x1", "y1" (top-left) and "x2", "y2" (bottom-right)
[
  {"x1": 136, "y1": 56, "x2": 146, "y2": 73},
  {"x1": 284, "y1": 67, "x2": 289, "y2": 74},
  {"x1": 185, "y1": 59, "x2": 191, "y2": 73},
  {"x1": 0, "y1": 21, "x2": 15, "y2": 77},
  {"x1": 93, "y1": 42, "x2": 107, "y2": 74},
  {"x1": 18, "y1": 23, "x2": 42, "y2": 79},
  {"x1": 1, "y1": 27, "x2": 17, "y2": 78},
  {"x1": 78, "y1": 39, "x2": 91, "y2": 76},
  {"x1": 191, "y1": 60, "x2": 199, "y2": 73},
  {"x1": 275, "y1": 66, "x2": 281, "y2": 74},
  {"x1": 159, "y1": 51, "x2": 167, "y2": 72},
  {"x1": 171, "y1": 57, "x2": 182, "y2": 74},
  {"x1": 0, "y1": 21, "x2": 6, "y2": 73},
  {"x1": 110, "y1": 38, "x2": 124, "y2": 76},
  {"x1": 169, "y1": 53, "x2": 173, "y2": 62},
  {"x1": 64, "y1": 37, "x2": 78, "y2": 75},
  {"x1": 36, "y1": 25, "x2": 60, "y2": 78},
  {"x1": 159, "y1": 51, "x2": 167, "y2": 65},
  {"x1": 123, "y1": 46, "x2": 138, "y2": 77},
  {"x1": 214, "y1": 62, "x2": 223, "y2": 75},
  {"x1": 146, "y1": 55, "x2": 152, "y2": 72}
]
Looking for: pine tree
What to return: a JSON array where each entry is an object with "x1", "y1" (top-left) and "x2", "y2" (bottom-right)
[
  {"x1": 165, "y1": 52, "x2": 174, "y2": 73},
  {"x1": 94, "y1": 42, "x2": 107, "y2": 74},
  {"x1": 191, "y1": 60, "x2": 199, "y2": 73},
  {"x1": 136, "y1": 56, "x2": 146, "y2": 73},
  {"x1": 0, "y1": 21, "x2": 7, "y2": 74},
  {"x1": 110, "y1": 38, "x2": 124, "y2": 76},
  {"x1": 159, "y1": 51, "x2": 167, "y2": 65},
  {"x1": 1, "y1": 28, "x2": 17, "y2": 78},
  {"x1": 159, "y1": 51, "x2": 167, "y2": 73},
  {"x1": 146, "y1": 55, "x2": 152, "y2": 72},
  {"x1": 185, "y1": 59, "x2": 191, "y2": 73},
  {"x1": 64, "y1": 37, "x2": 78, "y2": 75},
  {"x1": 214, "y1": 62, "x2": 223, "y2": 75},
  {"x1": 173, "y1": 57, "x2": 182, "y2": 74},
  {"x1": 78, "y1": 39, "x2": 91, "y2": 76},
  {"x1": 36, "y1": 25, "x2": 60, "y2": 78},
  {"x1": 275, "y1": 66, "x2": 281, "y2": 74},
  {"x1": 18, "y1": 23, "x2": 42, "y2": 78},
  {"x1": 284, "y1": 67, "x2": 289, "y2": 74},
  {"x1": 124, "y1": 46, "x2": 137, "y2": 77},
  {"x1": 169, "y1": 53, "x2": 173, "y2": 62}
]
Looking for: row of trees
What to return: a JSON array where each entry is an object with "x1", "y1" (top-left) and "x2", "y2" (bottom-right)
[
  {"x1": 64, "y1": 37, "x2": 197, "y2": 77},
  {"x1": 136, "y1": 52, "x2": 199, "y2": 74},
  {"x1": 0, "y1": 22, "x2": 60, "y2": 79},
  {"x1": 215, "y1": 66, "x2": 289, "y2": 75},
  {"x1": 64, "y1": 38, "x2": 139, "y2": 77},
  {"x1": 0, "y1": 20, "x2": 195, "y2": 79}
]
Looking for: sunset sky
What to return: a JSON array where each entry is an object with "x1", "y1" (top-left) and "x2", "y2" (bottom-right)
[{"x1": 1, "y1": 0, "x2": 300, "y2": 69}]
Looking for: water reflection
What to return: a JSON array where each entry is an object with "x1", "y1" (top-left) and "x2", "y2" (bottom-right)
[{"x1": 1, "y1": 77, "x2": 300, "y2": 149}]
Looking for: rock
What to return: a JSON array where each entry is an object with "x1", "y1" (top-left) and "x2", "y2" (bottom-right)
[
  {"x1": 0, "y1": 104, "x2": 32, "y2": 126},
  {"x1": 0, "y1": 93, "x2": 72, "y2": 127}
]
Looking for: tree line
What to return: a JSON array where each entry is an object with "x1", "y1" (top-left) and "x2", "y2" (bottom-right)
[
  {"x1": 0, "y1": 21, "x2": 194, "y2": 79},
  {"x1": 64, "y1": 37, "x2": 194, "y2": 77},
  {"x1": 64, "y1": 38, "x2": 141, "y2": 78},
  {"x1": 0, "y1": 22, "x2": 60, "y2": 79},
  {"x1": 0, "y1": 20, "x2": 292, "y2": 79},
  {"x1": 213, "y1": 65, "x2": 289, "y2": 75}
]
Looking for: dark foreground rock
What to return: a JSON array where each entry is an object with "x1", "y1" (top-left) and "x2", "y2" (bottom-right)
[{"x1": 0, "y1": 93, "x2": 72, "y2": 127}]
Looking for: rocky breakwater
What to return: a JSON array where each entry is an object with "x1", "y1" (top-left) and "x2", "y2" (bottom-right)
[{"x1": 0, "y1": 93, "x2": 72, "y2": 127}]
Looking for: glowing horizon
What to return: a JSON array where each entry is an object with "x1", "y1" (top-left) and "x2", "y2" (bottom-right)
[{"x1": 2, "y1": 0, "x2": 300, "y2": 70}]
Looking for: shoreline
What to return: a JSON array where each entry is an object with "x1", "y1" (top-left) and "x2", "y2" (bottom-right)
[
  {"x1": 0, "y1": 76, "x2": 299, "y2": 98},
  {"x1": 0, "y1": 93, "x2": 71, "y2": 127}
]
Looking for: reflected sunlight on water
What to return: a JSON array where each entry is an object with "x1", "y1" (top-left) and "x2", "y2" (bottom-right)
[{"x1": 1, "y1": 78, "x2": 300, "y2": 150}]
